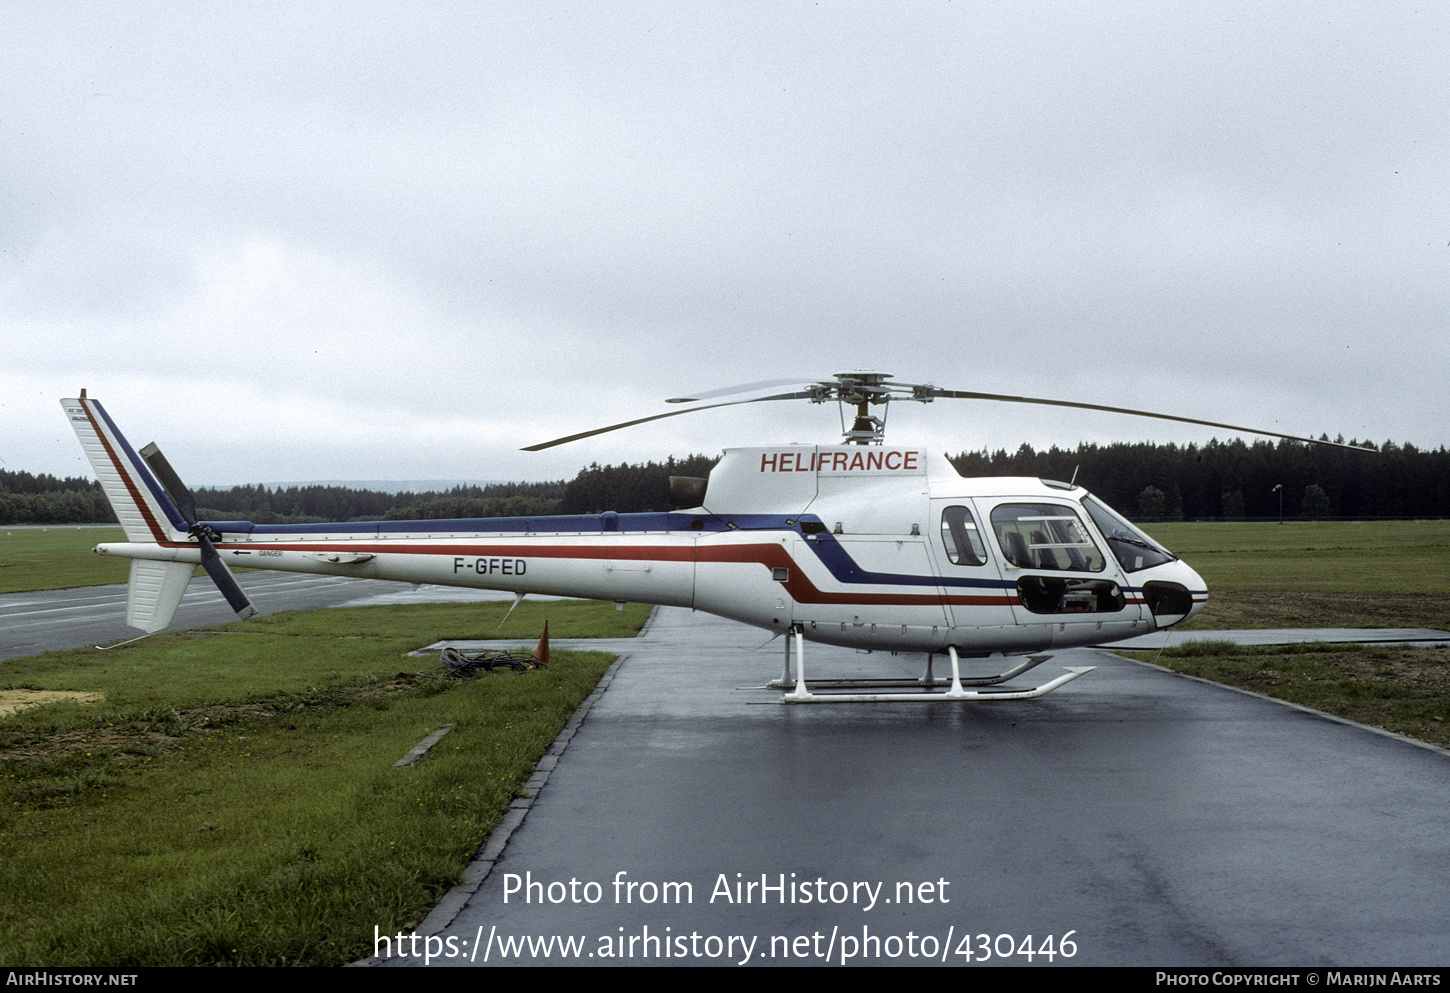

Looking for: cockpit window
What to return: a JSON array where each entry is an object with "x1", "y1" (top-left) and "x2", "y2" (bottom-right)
[
  {"x1": 1081, "y1": 494, "x2": 1177, "y2": 573},
  {"x1": 989, "y1": 504, "x2": 1105, "y2": 573},
  {"x1": 940, "y1": 505, "x2": 987, "y2": 565}
]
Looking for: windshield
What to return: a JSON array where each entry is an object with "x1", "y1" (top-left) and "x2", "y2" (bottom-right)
[{"x1": 1081, "y1": 494, "x2": 1177, "y2": 573}]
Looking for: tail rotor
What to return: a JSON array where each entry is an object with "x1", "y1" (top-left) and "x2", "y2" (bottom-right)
[{"x1": 138, "y1": 442, "x2": 256, "y2": 619}]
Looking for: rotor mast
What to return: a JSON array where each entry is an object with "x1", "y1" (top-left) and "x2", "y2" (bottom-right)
[{"x1": 816, "y1": 371, "x2": 908, "y2": 445}]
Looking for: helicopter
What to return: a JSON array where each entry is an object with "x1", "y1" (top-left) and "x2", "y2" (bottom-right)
[{"x1": 61, "y1": 374, "x2": 1365, "y2": 703}]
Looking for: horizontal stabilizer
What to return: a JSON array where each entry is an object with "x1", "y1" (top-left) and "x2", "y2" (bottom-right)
[{"x1": 125, "y1": 559, "x2": 195, "y2": 633}]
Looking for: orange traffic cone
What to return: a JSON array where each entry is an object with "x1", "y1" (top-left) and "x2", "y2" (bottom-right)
[{"x1": 534, "y1": 620, "x2": 550, "y2": 668}]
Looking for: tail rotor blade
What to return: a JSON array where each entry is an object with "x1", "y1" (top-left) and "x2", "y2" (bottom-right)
[
  {"x1": 139, "y1": 442, "x2": 199, "y2": 524},
  {"x1": 139, "y1": 443, "x2": 254, "y2": 617},
  {"x1": 197, "y1": 532, "x2": 256, "y2": 619}
]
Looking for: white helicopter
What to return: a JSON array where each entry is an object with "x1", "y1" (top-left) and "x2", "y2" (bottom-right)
[{"x1": 61, "y1": 374, "x2": 1361, "y2": 704}]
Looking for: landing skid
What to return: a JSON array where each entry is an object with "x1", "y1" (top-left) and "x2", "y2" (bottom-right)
[
  {"x1": 770, "y1": 627, "x2": 1094, "y2": 704},
  {"x1": 769, "y1": 651, "x2": 1056, "y2": 690}
]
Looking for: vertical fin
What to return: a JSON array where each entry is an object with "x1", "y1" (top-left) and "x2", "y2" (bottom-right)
[{"x1": 60, "y1": 397, "x2": 185, "y2": 542}]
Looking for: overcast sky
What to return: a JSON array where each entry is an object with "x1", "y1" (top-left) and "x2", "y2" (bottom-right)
[{"x1": 5, "y1": 2, "x2": 1446, "y2": 487}]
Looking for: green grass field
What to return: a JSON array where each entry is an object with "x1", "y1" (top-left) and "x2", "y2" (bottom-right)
[
  {"x1": 0, "y1": 527, "x2": 129, "y2": 593},
  {"x1": 1147, "y1": 520, "x2": 1450, "y2": 629},
  {"x1": 1122, "y1": 521, "x2": 1449, "y2": 752},
  {"x1": 0, "y1": 599, "x2": 651, "y2": 967},
  {"x1": 1121, "y1": 640, "x2": 1450, "y2": 750}
]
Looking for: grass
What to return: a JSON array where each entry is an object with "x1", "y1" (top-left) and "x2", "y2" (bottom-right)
[
  {"x1": 0, "y1": 598, "x2": 651, "y2": 967},
  {"x1": 1116, "y1": 521, "x2": 1450, "y2": 753},
  {"x1": 1121, "y1": 641, "x2": 1450, "y2": 750},
  {"x1": 0, "y1": 599, "x2": 647, "y2": 711},
  {"x1": 1144, "y1": 520, "x2": 1450, "y2": 630},
  {"x1": 0, "y1": 527, "x2": 129, "y2": 593}
]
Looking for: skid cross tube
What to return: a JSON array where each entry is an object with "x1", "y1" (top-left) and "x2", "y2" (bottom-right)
[{"x1": 777, "y1": 638, "x2": 1095, "y2": 704}]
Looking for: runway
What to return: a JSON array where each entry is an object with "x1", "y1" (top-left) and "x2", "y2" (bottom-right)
[{"x1": 383, "y1": 607, "x2": 1450, "y2": 968}]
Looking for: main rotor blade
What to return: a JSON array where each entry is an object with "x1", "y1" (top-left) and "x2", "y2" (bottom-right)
[
  {"x1": 924, "y1": 388, "x2": 1373, "y2": 452},
  {"x1": 522, "y1": 391, "x2": 815, "y2": 451},
  {"x1": 196, "y1": 532, "x2": 256, "y2": 619},
  {"x1": 666, "y1": 378, "x2": 812, "y2": 403},
  {"x1": 138, "y1": 442, "x2": 199, "y2": 524}
]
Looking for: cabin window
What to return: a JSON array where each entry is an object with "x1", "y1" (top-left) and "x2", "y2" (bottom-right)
[
  {"x1": 989, "y1": 504, "x2": 1105, "y2": 573},
  {"x1": 939, "y1": 505, "x2": 987, "y2": 565}
]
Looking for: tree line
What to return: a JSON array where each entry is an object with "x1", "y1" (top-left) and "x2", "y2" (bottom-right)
[
  {"x1": 192, "y1": 480, "x2": 567, "y2": 524},
  {"x1": 4, "y1": 438, "x2": 1447, "y2": 525},
  {"x1": 949, "y1": 437, "x2": 1449, "y2": 520},
  {"x1": 559, "y1": 455, "x2": 721, "y2": 515},
  {"x1": 0, "y1": 470, "x2": 113, "y2": 525},
  {"x1": 553, "y1": 438, "x2": 1450, "y2": 519},
  {"x1": 0, "y1": 473, "x2": 566, "y2": 526}
]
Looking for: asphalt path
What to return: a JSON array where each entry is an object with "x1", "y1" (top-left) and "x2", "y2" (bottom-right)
[{"x1": 383, "y1": 607, "x2": 1450, "y2": 968}]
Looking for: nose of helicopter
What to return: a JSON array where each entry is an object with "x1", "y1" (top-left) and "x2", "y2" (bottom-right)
[{"x1": 1140, "y1": 558, "x2": 1207, "y2": 629}]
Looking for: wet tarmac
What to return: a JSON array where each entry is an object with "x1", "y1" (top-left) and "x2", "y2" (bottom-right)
[{"x1": 380, "y1": 607, "x2": 1450, "y2": 968}]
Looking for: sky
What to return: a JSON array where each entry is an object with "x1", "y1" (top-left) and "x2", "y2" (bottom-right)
[{"x1": 4, "y1": 2, "x2": 1447, "y2": 487}]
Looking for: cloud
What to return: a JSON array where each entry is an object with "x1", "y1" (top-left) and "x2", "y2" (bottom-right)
[{"x1": 4, "y1": 4, "x2": 1445, "y2": 485}]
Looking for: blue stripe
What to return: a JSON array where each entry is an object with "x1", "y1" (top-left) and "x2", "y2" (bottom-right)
[
  {"x1": 91, "y1": 400, "x2": 188, "y2": 531},
  {"x1": 209, "y1": 511, "x2": 1014, "y2": 592},
  {"x1": 799, "y1": 533, "x2": 1010, "y2": 590},
  {"x1": 219, "y1": 511, "x2": 750, "y2": 536}
]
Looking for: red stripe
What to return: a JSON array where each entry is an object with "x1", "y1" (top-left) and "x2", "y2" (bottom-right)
[
  {"x1": 220, "y1": 538, "x2": 1000, "y2": 609},
  {"x1": 83, "y1": 400, "x2": 170, "y2": 543},
  {"x1": 219, "y1": 541, "x2": 693, "y2": 560},
  {"x1": 214, "y1": 538, "x2": 1152, "y2": 613}
]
